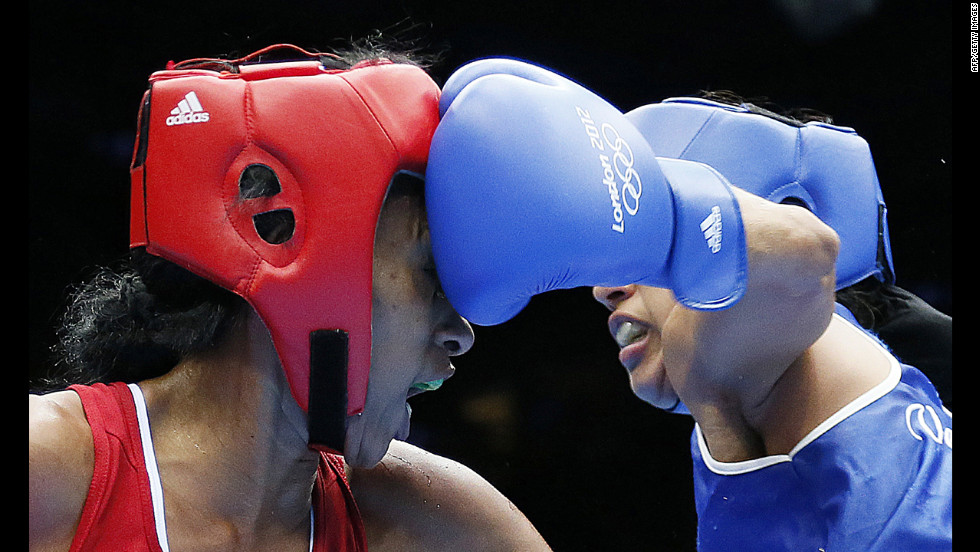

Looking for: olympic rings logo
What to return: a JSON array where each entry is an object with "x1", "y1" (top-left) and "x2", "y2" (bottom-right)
[
  {"x1": 601, "y1": 123, "x2": 642, "y2": 216},
  {"x1": 576, "y1": 106, "x2": 644, "y2": 233},
  {"x1": 905, "y1": 403, "x2": 952, "y2": 449}
]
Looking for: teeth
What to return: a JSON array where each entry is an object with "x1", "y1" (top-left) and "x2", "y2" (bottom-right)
[{"x1": 614, "y1": 321, "x2": 647, "y2": 348}]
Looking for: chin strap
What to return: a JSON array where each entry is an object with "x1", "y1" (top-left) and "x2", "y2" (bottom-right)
[{"x1": 307, "y1": 330, "x2": 349, "y2": 453}]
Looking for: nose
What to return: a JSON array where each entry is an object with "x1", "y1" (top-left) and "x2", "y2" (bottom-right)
[
  {"x1": 592, "y1": 284, "x2": 637, "y2": 311},
  {"x1": 436, "y1": 316, "x2": 475, "y2": 356},
  {"x1": 430, "y1": 274, "x2": 475, "y2": 356}
]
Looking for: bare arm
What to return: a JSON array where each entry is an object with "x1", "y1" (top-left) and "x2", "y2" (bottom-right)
[
  {"x1": 29, "y1": 391, "x2": 94, "y2": 551},
  {"x1": 653, "y1": 188, "x2": 843, "y2": 461},
  {"x1": 349, "y1": 440, "x2": 551, "y2": 551}
]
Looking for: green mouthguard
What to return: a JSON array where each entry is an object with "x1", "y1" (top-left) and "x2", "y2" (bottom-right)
[{"x1": 410, "y1": 379, "x2": 444, "y2": 392}]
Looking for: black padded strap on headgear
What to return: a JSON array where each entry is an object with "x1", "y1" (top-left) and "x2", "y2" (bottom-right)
[{"x1": 307, "y1": 330, "x2": 349, "y2": 453}]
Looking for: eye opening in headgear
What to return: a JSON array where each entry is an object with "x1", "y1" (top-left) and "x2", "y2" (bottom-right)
[
  {"x1": 239, "y1": 164, "x2": 282, "y2": 198},
  {"x1": 238, "y1": 163, "x2": 295, "y2": 245},
  {"x1": 252, "y1": 210, "x2": 296, "y2": 245}
]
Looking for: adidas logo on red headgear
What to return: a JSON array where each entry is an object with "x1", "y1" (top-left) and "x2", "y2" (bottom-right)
[{"x1": 166, "y1": 91, "x2": 210, "y2": 126}]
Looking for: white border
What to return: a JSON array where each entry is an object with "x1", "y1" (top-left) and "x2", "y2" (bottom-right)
[
  {"x1": 128, "y1": 383, "x2": 171, "y2": 552},
  {"x1": 696, "y1": 314, "x2": 902, "y2": 476}
]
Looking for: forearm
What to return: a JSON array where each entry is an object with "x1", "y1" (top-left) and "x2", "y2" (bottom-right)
[
  {"x1": 662, "y1": 188, "x2": 840, "y2": 459},
  {"x1": 737, "y1": 188, "x2": 840, "y2": 301},
  {"x1": 706, "y1": 188, "x2": 839, "y2": 371}
]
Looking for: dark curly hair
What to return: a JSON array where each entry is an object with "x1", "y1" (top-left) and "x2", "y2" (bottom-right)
[{"x1": 40, "y1": 250, "x2": 247, "y2": 392}]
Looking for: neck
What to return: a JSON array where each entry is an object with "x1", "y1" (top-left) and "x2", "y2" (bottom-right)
[{"x1": 138, "y1": 310, "x2": 320, "y2": 545}]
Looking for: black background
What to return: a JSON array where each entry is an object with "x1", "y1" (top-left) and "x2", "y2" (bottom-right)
[{"x1": 30, "y1": 1, "x2": 954, "y2": 550}]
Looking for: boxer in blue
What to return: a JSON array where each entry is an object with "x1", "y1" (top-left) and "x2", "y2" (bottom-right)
[
  {"x1": 627, "y1": 93, "x2": 952, "y2": 410},
  {"x1": 424, "y1": 58, "x2": 952, "y2": 550}
]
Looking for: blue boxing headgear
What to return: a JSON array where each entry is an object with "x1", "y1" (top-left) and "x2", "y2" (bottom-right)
[{"x1": 627, "y1": 97, "x2": 895, "y2": 289}]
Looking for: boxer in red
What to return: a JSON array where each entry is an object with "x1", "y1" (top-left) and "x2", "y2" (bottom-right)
[{"x1": 29, "y1": 43, "x2": 550, "y2": 551}]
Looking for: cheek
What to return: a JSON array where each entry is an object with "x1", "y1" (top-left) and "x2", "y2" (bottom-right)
[
  {"x1": 372, "y1": 279, "x2": 430, "y2": 343},
  {"x1": 375, "y1": 260, "x2": 439, "y2": 323},
  {"x1": 636, "y1": 287, "x2": 679, "y2": 328},
  {"x1": 627, "y1": 333, "x2": 679, "y2": 409},
  {"x1": 370, "y1": 272, "x2": 434, "y2": 381}
]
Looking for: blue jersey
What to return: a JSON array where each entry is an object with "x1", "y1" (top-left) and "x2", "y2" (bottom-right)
[{"x1": 690, "y1": 313, "x2": 952, "y2": 551}]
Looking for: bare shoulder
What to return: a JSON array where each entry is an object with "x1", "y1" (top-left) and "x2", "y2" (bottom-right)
[
  {"x1": 29, "y1": 390, "x2": 94, "y2": 482},
  {"x1": 349, "y1": 440, "x2": 551, "y2": 551},
  {"x1": 29, "y1": 390, "x2": 95, "y2": 549}
]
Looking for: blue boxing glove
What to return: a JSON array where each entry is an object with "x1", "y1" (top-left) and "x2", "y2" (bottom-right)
[{"x1": 425, "y1": 58, "x2": 748, "y2": 326}]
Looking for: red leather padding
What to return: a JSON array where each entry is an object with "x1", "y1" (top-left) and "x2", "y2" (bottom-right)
[{"x1": 130, "y1": 55, "x2": 440, "y2": 420}]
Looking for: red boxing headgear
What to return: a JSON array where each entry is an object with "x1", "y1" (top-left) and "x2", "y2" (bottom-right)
[{"x1": 129, "y1": 45, "x2": 441, "y2": 453}]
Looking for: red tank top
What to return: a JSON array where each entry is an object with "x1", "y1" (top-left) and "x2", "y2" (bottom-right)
[{"x1": 67, "y1": 382, "x2": 367, "y2": 551}]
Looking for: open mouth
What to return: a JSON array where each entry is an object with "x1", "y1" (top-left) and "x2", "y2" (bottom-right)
[
  {"x1": 613, "y1": 319, "x2": 649, "y2": 349},
  {"x1": 609, "y1": 317, "x2": 652, "y2": 373}
]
